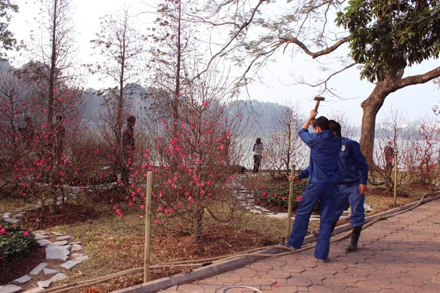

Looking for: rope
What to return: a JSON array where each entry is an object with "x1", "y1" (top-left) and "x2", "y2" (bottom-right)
[{"x1": 44, "y1": 193, "x2": 438, "y2": 292}]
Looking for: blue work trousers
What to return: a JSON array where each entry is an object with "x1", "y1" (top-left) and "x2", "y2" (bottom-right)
[
  {"x1": 288, "y1": 182, "x2": 338, "y2": 260},
  {"x1": 335, "y1": 183, "x2": 365, "y2": 227}
]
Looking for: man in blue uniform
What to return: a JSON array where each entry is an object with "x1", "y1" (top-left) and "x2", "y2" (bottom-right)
[
  {"x1": 301, "y1": 120, "x2": 369, "y2": 252},
  {"x1": 329, "y1": 120, "x2": 368, "y2": 252},
  {"x1": 284, "y1": 110, "x2": 341, "y2": 262}
]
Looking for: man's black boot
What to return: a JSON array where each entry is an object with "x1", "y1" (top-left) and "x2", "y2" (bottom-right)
[{"x1": 346, "y1": 226, "x2": 362, "y2": 253}]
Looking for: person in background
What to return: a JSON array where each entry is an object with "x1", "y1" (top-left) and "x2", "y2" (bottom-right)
[
  {"x1": 121, "y1": 115, "x2": 136, "y2": 187},
  {"x1": 20, "y1": 116, "x2": 35, "y2": 149},
  {"x1": 252, "y1": 137, "x2": 264, "y2": 173},
  {"x1": 54, "y1": 115, "x2": 65, "y2": 161},
  {"x1": 384, "y1": 141, "x2": 394, "y2": 177},
  {"x1": 285, "y1": 110, "x2": 341, "y2": 263}
]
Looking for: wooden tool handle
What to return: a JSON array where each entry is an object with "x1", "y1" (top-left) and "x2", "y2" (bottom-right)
[{"x1": 313, "y1": 100, "x2": 320, "y2": 112}]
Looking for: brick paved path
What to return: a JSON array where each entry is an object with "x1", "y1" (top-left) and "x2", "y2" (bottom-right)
[{"x1": 163, "y1": 200, "x2": 440, "y2": 293}]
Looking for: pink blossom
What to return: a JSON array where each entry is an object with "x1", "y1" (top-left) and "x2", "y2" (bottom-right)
[
  {"x1": 203, "y1": 101, "x2": 208, "y2": 106},
  {"x1": 0, "y1": 228, "x2": 6, "y2": 235},
  {"x1": 296, "y1": 196, "x2": 302, "y2": 201},
  {"x1": 23, "y1": 231, "x2": 29, "y2": 237},
  {"x1": 282, "y1": 196, "x2": 287, "y2": 200},
  {"x1": 158, "y1": 205, "x2": 163, "y2": 211},
  {"x1": 154, "y1": 219, "x2": 160, "y2": 224},
  {"x1": 262, "y1": 192, "x2": 267, "y2": 197},
  {"x1": 140, "y1": 205, "x2": 145, "y2": 210},
  {"x1": 219, "y1": 144, "x2": 225, "y2": 150}
]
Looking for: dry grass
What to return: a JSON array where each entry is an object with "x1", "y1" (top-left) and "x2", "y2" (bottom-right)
[{"x1": 0, "y1": 173, "x2": 435, "y2": 292}]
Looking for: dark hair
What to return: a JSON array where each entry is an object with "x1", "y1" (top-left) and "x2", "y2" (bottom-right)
[
  {"x1": 127, "y1": 115, "x2": 136, "y2": 124},
  {"x1": 256, "y1": 137, "x2": 261, "y2": 144},
  {"x1": 312, "y1": 116, "x2": 329, "y2": 130},
  {"x1": 329, "y1": 120, "x2": 342, "y2": 137}
]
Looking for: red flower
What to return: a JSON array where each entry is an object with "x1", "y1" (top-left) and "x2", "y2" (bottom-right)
[
  {"x1": 296, "y1": 196, "x2": 302, "y2": 201},
  {"x1": 0, "y1": 228, "x2": 6, "y2": 235},
  {"x1": 23, "y1": 231, "x2": 29, "y2": 237}
]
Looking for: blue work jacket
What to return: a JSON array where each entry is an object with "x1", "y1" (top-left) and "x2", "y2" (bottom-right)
[
  {"x1": 298, "y1": 128, "x2": 341, "y2": 183},
  {"x1": 299, "y1": 136, "x2": 368, "y2": 185},
  {"x1": 339, "y1": 137, "x2": 368, "y2": 185}
]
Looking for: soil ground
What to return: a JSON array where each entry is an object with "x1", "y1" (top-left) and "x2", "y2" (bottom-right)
[{"x1": 0, "y1": 174, "x2": 434, "y2": 291}]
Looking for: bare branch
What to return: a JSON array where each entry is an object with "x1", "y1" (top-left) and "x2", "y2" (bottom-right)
[
  {"x1": 396, "y1": 66, "x2": 440, "y2": 90},
  {"x1": 193, "y1": 0, "x2": 266, "y2": 81},
  {"x1": 278, "y1": 36, "x2": 349, "y2": 59}
]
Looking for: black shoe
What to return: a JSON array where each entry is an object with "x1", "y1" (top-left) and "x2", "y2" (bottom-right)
[
  {"x1": 279, "y1": 241, "x2": 295, "y2": 250},
  {"x1": 346, "y1": 226, "x2": 362, "y2": 253}
]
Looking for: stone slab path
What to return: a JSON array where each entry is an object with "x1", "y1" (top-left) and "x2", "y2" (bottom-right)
[
  {"x1": 163, "y1": 199, "x2": 440, "y2": 292},
  {"x1": 0, "y1": 211, "x2": 89, "y2": 293}
]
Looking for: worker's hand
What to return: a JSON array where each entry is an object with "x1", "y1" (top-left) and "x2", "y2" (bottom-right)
[
  {"x1": 309, "y1": 110, "x2": 318, "y2": 120},
  {"x1": 359, "y1": 184, "x2": 368, "y2": 194}
]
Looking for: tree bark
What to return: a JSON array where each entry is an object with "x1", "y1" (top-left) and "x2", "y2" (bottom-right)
[{"x1": 360, "y1": 66, "x2": 440, "y2": 168}]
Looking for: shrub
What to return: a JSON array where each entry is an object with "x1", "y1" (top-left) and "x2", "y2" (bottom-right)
[
  {"x1": 0, "y1": 220, "x2": 36, "y2": 269},
  {"x1": 254, "y1": 181, "x2": 308, "y2": 211}
]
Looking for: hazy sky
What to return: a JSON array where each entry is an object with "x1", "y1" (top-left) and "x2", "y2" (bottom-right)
[{"x1": 8, "y1": 0, "x2": 440, "y2": 126}]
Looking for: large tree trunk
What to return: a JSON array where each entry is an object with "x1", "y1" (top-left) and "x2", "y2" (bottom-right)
[
  {"x1": 360, "y1": 72, "x2": 402, "y2": 168},
  {"x1": 359, "y1": 67, "x2": 440, "y2": 168}
]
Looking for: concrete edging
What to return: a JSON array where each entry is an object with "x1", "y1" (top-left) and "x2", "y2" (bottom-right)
[{"x1": 114, "y1": 193, "x2": 440, "y2": 293}]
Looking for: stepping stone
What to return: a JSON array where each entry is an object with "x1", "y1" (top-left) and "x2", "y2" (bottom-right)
[
  {"x1": 12, "y1": 275, "x2": 31, "y2": 285},
  {"x1": 50, "y1": 273, "x2": 68, "y2": 282},
  {"x1": 3, "y1": 218, "x2": 19, "y2": 224},
  {"x1": 46, "y1": 246, "x2": 71, "y2": 261},
  {"x1": 51, "y1": 232, "x2": 63, "y2": 236},
  {"x1": 61, "y1": 260, "x2": 81, "y2": 270},
  {"x1": 71, "y1": 244, "x2": 83, "y2": 251},
  {"x1": 56, "y1": 235, "x2": 72, "y2": 241},
  {"x1": 48, "y1": 240, "x2": 69, "y2": 246},
  {"x1": 2, "y1": 213, "x2": 11, "y2": 218},
  {"x1": 365, "y1": 203, "x2": 373, "y2": 212},
  {"x1": 30, "y1": 263, "x2": 48, "y2": 275},
  {"x1": 35, "y1": 234, "x2": 50, "y2": 240},
  {"x1": 38, "y1": 240, "x2": 52, "y2": 247},
  {"x1": 75, "y1": 255, "x2": 89, "y2": 262},
  {"x1": 36, "y1": 280, "x2": 52, "y2": 289},
  {"x1": 43, "y1": 268, "x2": 59, "y2": 276},
  {"x1": 14, "y1": 213, "x2": 24, "y2": 218},
  {"x1": 0, "y1": 285, "x2": 22, "y2": 293}
]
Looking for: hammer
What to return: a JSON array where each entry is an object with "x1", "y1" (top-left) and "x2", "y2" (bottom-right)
[{"x1": 313, "y1": 96, "x2": 325, "y2": 113}]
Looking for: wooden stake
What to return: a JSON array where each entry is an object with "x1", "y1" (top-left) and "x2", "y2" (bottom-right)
[
  {"x1": 393, "y1": 150, "x2": 398, "y2": 207},
  {"x1": 285, "y1": 165, "x2": 295, "y2": 243},
  {"x1": 143, "y1": 171, "x2": 153, "y2": 283}
]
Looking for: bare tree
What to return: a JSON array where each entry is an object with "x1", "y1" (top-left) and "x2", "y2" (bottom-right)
[
  {"x1": 265, "y1": 102, "x2": 308, "y2": 179},
  {"x1": 90, "y1": 8, "x2": 148, "y2": 177}
]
